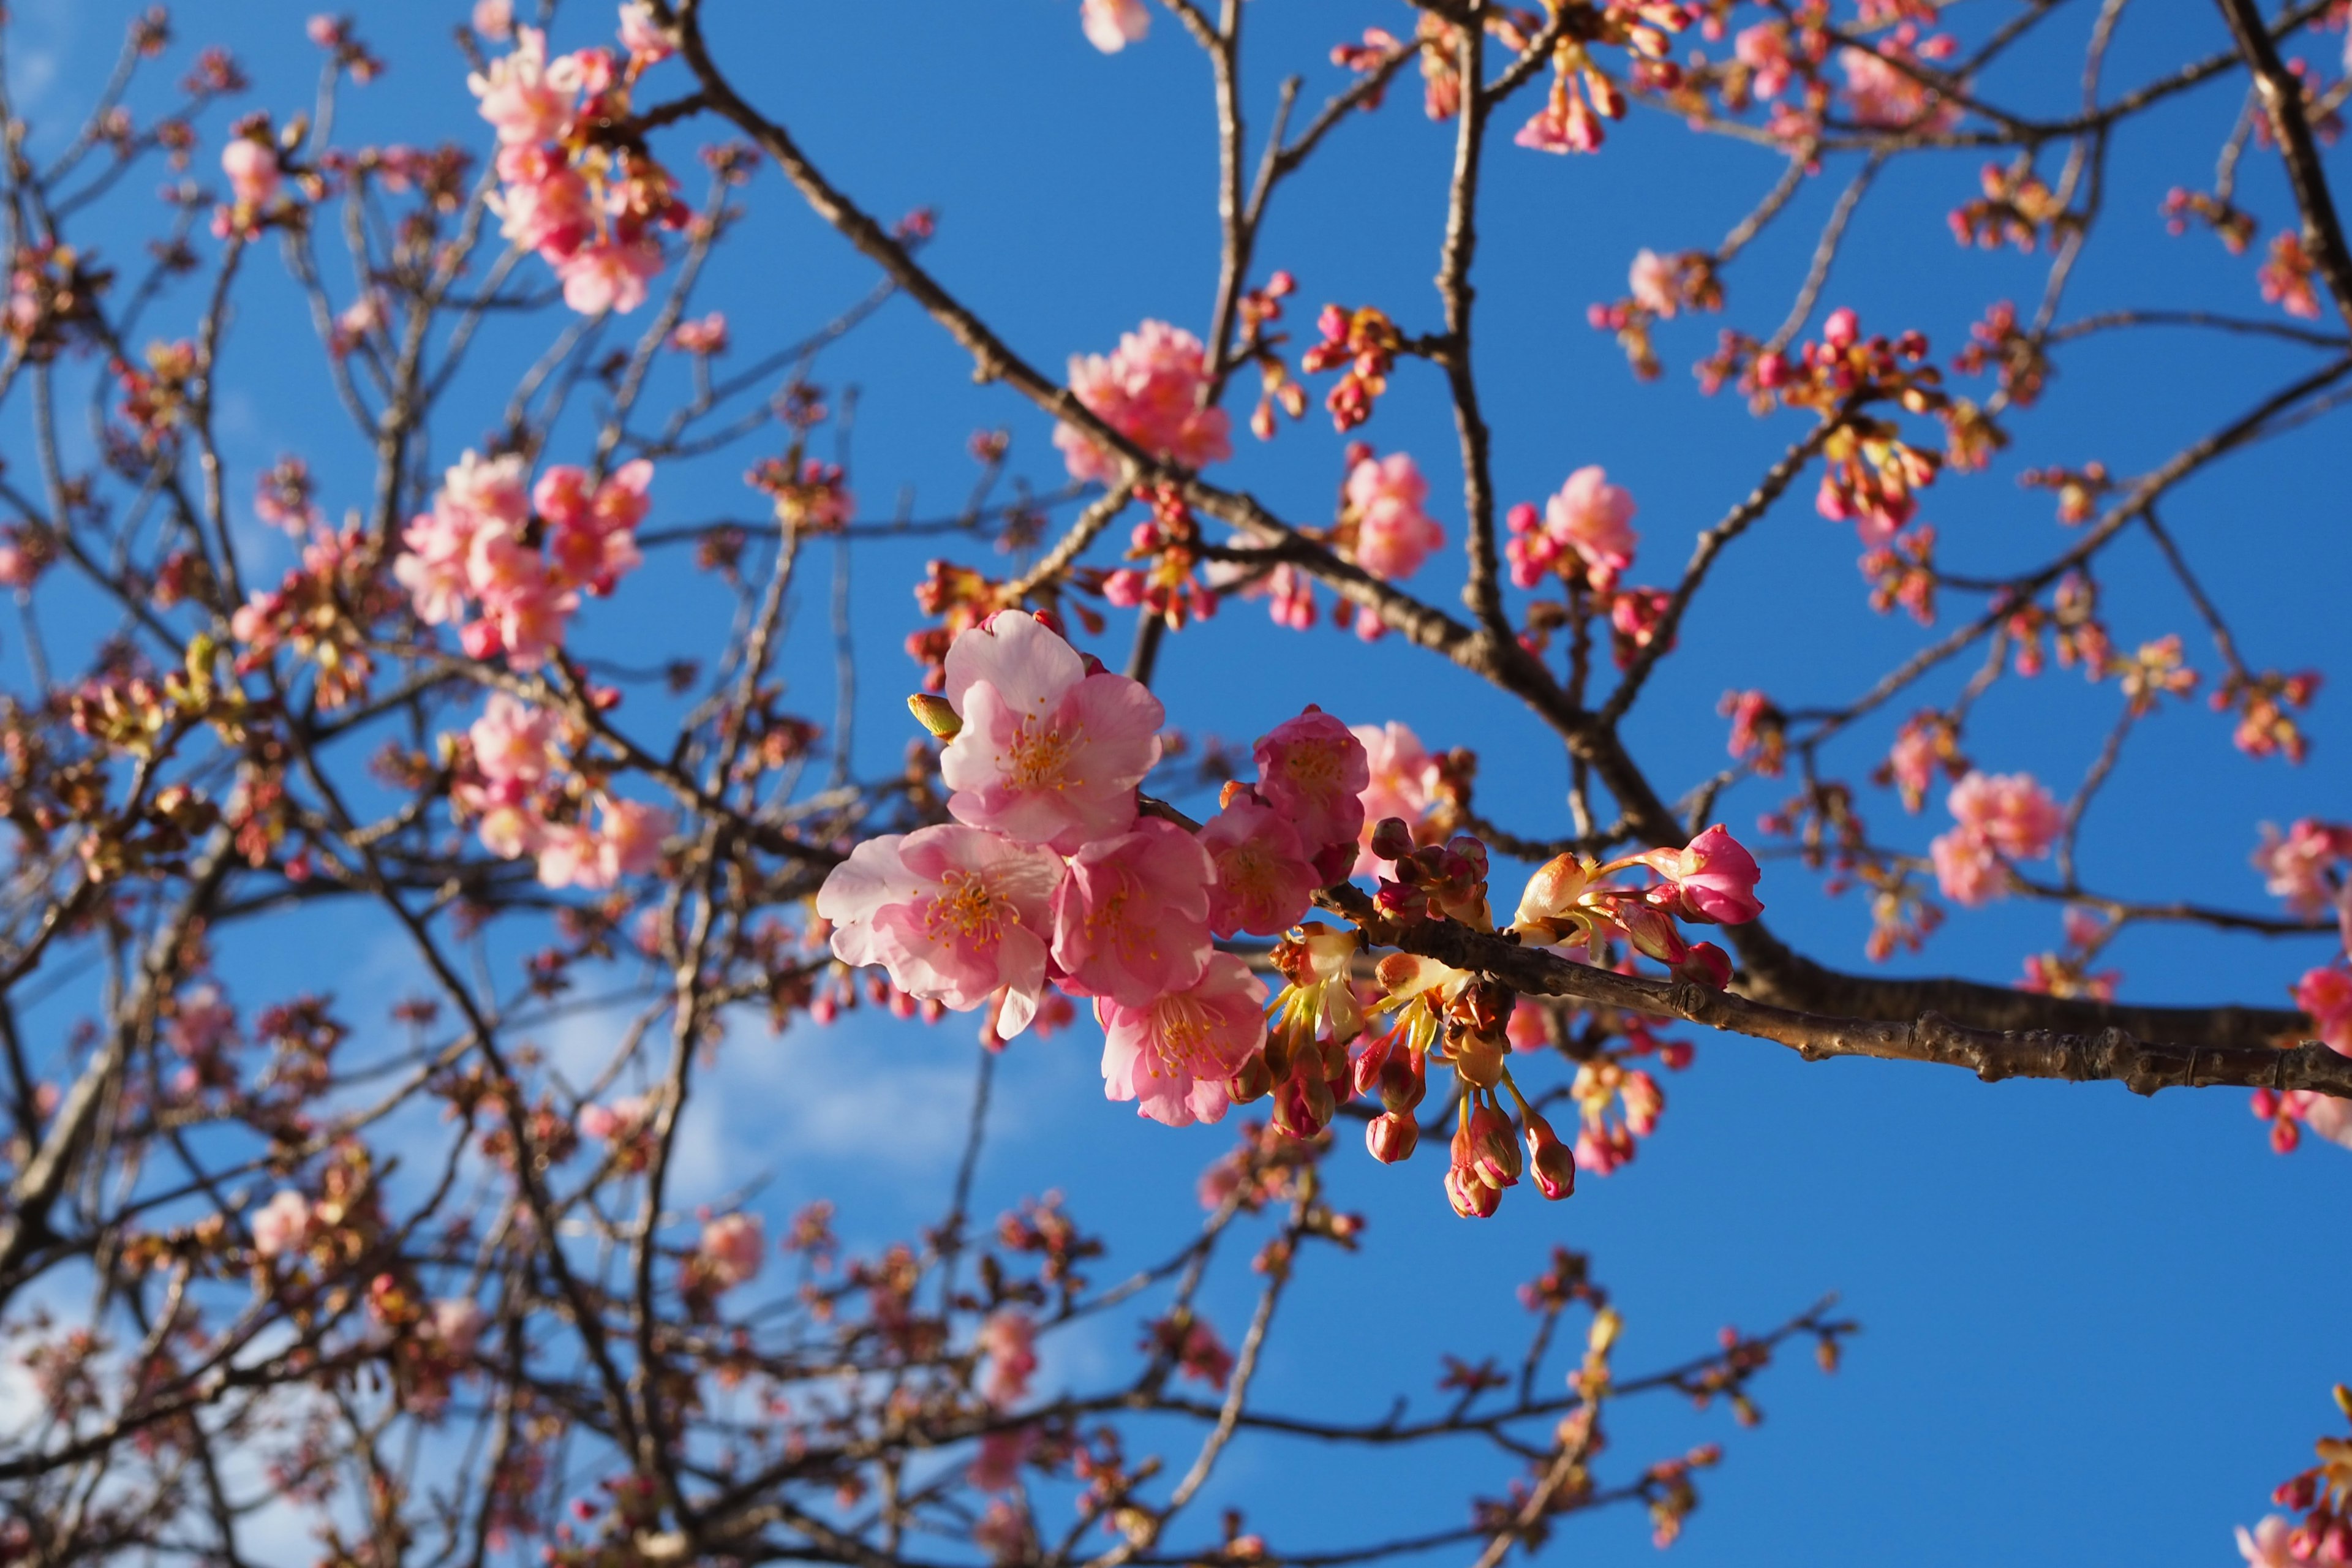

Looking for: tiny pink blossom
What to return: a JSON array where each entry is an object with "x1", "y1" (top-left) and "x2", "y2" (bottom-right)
[
  {"x1": 556, "y1": 233, "x2": 663, "y2": 315},
  {"x1": 1052, "y1": 819, "x2": 1216, "y2": 1006},
  {"x1": 221, "y1": 138, "x2": 282, "y2": 211},
  {"x1": 1948, "y1": 770, "x2": 2062, "y2": 861},
  {"x1": 252, "y1": 1189, "x2": 312, "y2": 1259},
  {"x1": 698, "y1": 1212, "x2": 764, "y2": 1292},
  {"x1": 431, "y1": 1298, "x2": 486, "y2": 1360},
  {"x1": 1253, "y1": 707, "x2": 1371, "y2": 864},
  {"x1": 669, "y1": 311, "x2": 729, "y2": 355},
  {"x1": 469, "y1": 694, "x2": 560, "y2": 785},
  {"x1": 1054, "y1": 321, "x2": 1231, "y2": 483},
  {"x1": 2253, "y1": 819, "x2": 2349, "y2": 918},
  {"x1": 1080, "y1": 0, "x2": 1150, "y2": 53},
  {"x1": 468, "y1": 27, "x2": 574, "y2": 146},
  {"x1": 473, "y1": 0, "x2": 514, "y2": 40},
  {"x1": 1199, "y1": 795, "x2": 1321, "y2": 938},
  {"x1": 2237, "y1": 1514, "x2": 2321, "y2": 1567},
  {"x1": 940, "y1": 611, "x2": 1164, "y2": 853},
  {"x1": 1098, "y1": 952, "x2": 1267, "y2": 1126},
  {"x1": 1544, "y1": 467, "x2": 1638, "y2": 589},
  {"x1": 594, "y1": 796, "x2": 671, "y2": 881},
  {"x1": 488, "y1": 146, "x2": 594, "y2": 257},
  {"x1": 968, "y1": 1427, "x2": 1034, "y2": 1491},
  {"x1": 1351, "y1": 720, "x2": 1435, "y2": 878},
  {"x1": 1736, "y1": 23, "x2": 1794, "y2": 99},
  {"x1": 1628, "y1": 249, "x2": 1679, "y2": 317},
  {"x1": 1344, "y1": 451, "x2": 1445, "y2": 581},
  {"x1": 977, "y1": 1308, "x2": 1038, "y2": 1408},
  {"x1": 578, "y1": 1094, "x2": 649, "y2": 1142},
  {"x1": 618, "y1": 2, "x2": 674, "y2": 63},
  {"x1": 816, "y1": 824, "x2": 1064, "y2": 1036},
  {"x1": 2296, "y1": 965, "x2": 2352, "y2": 1057}
]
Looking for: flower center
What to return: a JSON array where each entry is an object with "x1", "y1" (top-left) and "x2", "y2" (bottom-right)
[
  {"x1": 921, "y1": 869, "x2": 1003, "y2": 948},
  {"x1": 1006, "y1": 714, "x2": 1077, "y2": 791},
  {"x1": 1153, "y1": 994, "x2": 1218, "y2": 1074}
]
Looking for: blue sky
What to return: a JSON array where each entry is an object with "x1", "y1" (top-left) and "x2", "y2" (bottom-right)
[{"x1": 7, "y1": 0, "x2": 2350, "y2": 1561}]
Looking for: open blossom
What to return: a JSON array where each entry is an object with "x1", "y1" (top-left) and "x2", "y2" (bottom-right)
[
  {"x1": 221, "y1": 137, "x2": 281, "y2": 211},
  {"x1": 1079, "y1": 0, "x2": 1150, "y2": 53},
  {"x1": 1629, "y1": 249, "x2": 1679, "y2": 317},
  {"x1": 618, "y1": 2, "x2": 674, "y2": 63},
  {"x1": 2254, "y1": 820, "x2": 2349, "y2": 918},
  {"x1": 1638, "y1": 825, "x2": 1764, "y2": 924},
  {"x1": 578, "y1": 1093, "x2": 650, "y2": 1142},
  {"x1": 941, "y1": 611, "x2": 1163, "y2": 853},
  {"x1": 817, "y1": 824, "x2": 1063, "y2": 1036},
  {"x1": 430, "y1": 1298, "x2": 487, "y2": 1362},
  {"x1": 1199, "y1": 794, "x2": 1321, "y2": 938},
  {"x1": 556, "y1": 232, "x2": 663, "y2": 315},
  {"x1": 1736, "y1": 23, "x2": 1795, "y2": 99},
  {"x1": 2297, "y1": 965, "x2": 2352, "y2": 1057},
  {"x1": 1352, "y1": 720, "x2": 1436, "y2": 877},
  {"x1": 1254, "y1": 707, "x2": 1371, "y2": 865},
  {"x1": 1098, "y1": 952, "x2": 1267, "y2": 1126},
  {"x1": 698, "y1": 1213, "x2": 764, "y2": 1292},
  {"x1": 1506, "y1": 467, "x2": 1637, "y2": 590},
  {"x1": 473, "y1": 0, "x2": 514, "y2": 40},
  {"x1": 1052, "y1": 819, "x2": 1216, "y2": 1006},
  {"x1": 669, "y1": 311, "x2": 729, "y2": 355},
  {"x1": 1929, "y1": 771, "x2": 2061, "y2": 906},
  {"x1": 538, "y1": 459, "x2": 652, "y2": 594},
  {"x1": 1839, "y1": 29, "x2": 1959, "y2": 132},
  {"x1": 252, "y1": 1189, "x2": 311, "y2": 1258},
  {"x1": 977, "y1": 1308, "x2": 1038, "y2": 1407},
  {"x1": 469, "y1": 694, "x2": 560, "y2": 785},
  {"x1": 2237, "y1": 1515, "x2": 2322, "y2": 1567},
  {"x1": 468, "y1": 26, "x2": 575, "y2": 146},
  {"x1": 1344, "y1": 452, "x2": 1445, "y2": 581},
  {"x1": 1054, "y1": 321, "x2": 1231, "y2": 483}
]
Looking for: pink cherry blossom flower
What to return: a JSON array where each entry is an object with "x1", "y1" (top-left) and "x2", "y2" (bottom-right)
[
  {"x1": 2236, "y1": 1515, "x2": 2320, "y2": 1568},
  {"x1": 1638, "y1": 824, "x2": 1764, "y2": 924},
  {"x1": 1351, "y1": 720, "x2": 1436, "y2": 877},
  {"x1": 469, "y1": 694, "x2": 561, "y2": 785},
  {"x1": 1098, "y1": 952, "x2": 1267, "y2": 1126},
  {"x1": 594, "y1": 796, "x2": 671, "y2": 881},
  {"x1": 816, "y1": 824, "x2": 1064, "y2": 1036},
  {"x1": 1054, "y1": 321, "x2": 1231, "y2": 483},
  {"x1": 2296, "y1": 965, "x2": 2352, "y2": 1057},
  {"x1": 469, "y1": 27, "x2": 575, "y2": 146},
  {"x1": 1079, "y1": 0, "x2": 1150, "y2": 54},
  {"x1": 974, "y1": 1500, "x2": 1028, "y2": 1564},
  {"x1": 2253, "y1": 819, "x2": 2349, "y2": 918},
  {"x1": 939, "y1": 611, "x2": 1164, "y2": 853},
  {"x1": 1839, "y1": 29, "x2": 1959, "y2": 132},
  {"x1": 618, "y1": 2, "x2": 674, "y2": 63},
  {"x1": 1949, "y1": 770, "x2": 2062, "y2": 861},
  {"x1": 578, "y1": 1094, "x2": 649, "y2": 1142},
  {"x1": 968, "y1": 1426, "x2": 1034, "y2": 1491},
  {"x1": 555, "y1": 232, "x2": 663, "y2": 315},
  {"x1": 1929, "y1": 829, "x2": 2003, "y2": 907},
  {"x1": 539, "y1": 459, "x2": 652, "y2": 595},
  {"x1": 1544, "y1": 466, "x2": 1637, "y2": 589},
  {"x1": 252, "y1": 1189, "x2": 312, "y2": 1258},
  {"x1": 697, "y1": 1212, "x2": 764, "y2": 1292},
  {"x1": 221, "y1": 138, "x2": 281, "y2": 211},
  {"x1": 1628, "y1": 249, "x2": 1679, "y2": 317},
  {"x1": 669, "y1": 311, "x2": 729, "y2": 355},
  {"x1": 1253, "y1": 707, "x2": 1371, "y2": 863},
  {"x1": 488, "y1": 145, "x2": 594, "y2": 255},
  {"x1": 431, "y1": 1298, "x2": 486, "y2": 1360},
  {"x1": 473, "y1": 0, "x2": 514, "y2": 40},
  {"x1": 2285, "y1": 1089, "x2": 2352, "y2": 1152},
  {"x1": 1199, "y1": 795, "x2": 1321, "y2": 938},
  {"x1": 1344, "y1": 451, "x2": 1446, "y2": 582},
  {"x1": 1736, "y1": 23, "x2": 1795, "y2": 99},
  {"x1": 1051, "y1": 819, "x2": 1216, "y2": 1006},
  {"x1": 977, "y1": 1308, "x2": 1038, "y2": 1407}
]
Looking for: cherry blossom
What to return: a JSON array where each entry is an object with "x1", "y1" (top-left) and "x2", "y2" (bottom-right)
[
  {"x1": 697, "y1": 1213, "x2": 764, "y2": 1292},
  {"x1": 220, "y1": 136, "x2": 281, "y2": 212},
  {"x1": 1253, "y1": 707, "x2": 1371, "y2": 870},
  {"x1": 1506, "y1": 466, "x2": 1638, "y2": 590},
  {"x1": 977, "y1": 1308, "x2": 1038, "y2": 1406},
  {"x1": 1199, "y1": 794, "x2": 1322, "y2": 938},
  {"x1": 1051, "y1": 819, "x2": 1216, "y2": 1006},
  {"x1": 251, "y1": 1189, "x2": 312, "y2": 1259},
  {"x1": 938, "y1": 611, "x2": 1164, "y2": 853},
  {"x1": 1099, "y1": 953, "x2": 1267, "y2": 1127},
  {"x1": 1079, "y1": 0, "x2": 1150, "y2": 54},
  {"x1": 1344, "y1": 450, "x2": 1446, "y2": 581},
  {"x1": 2254, "y1": 820, "x2": 2350, "y2": 918},
  {"x1": 1351, "y1": 720, "x2": 1436, "y2": 877},
  {"x1": 1638, "y1": 825, "x2": 1765, "y2": 925},
  {"x1": 816, "y1": 825, "x2": 1063, "y2": 1036},
  {"x1": 1929, "y1": 771, "x2": 2062, "y2": 907},
  {"x1": 1054, "y1": 321, "x2": 1232, "y2": 484},
  {"x1": 468, "y1": 26, "x2": 573, "y2": 146},
  {"x1": 2296, "y1": 965, "x2": 2352, "y2": 1057}
]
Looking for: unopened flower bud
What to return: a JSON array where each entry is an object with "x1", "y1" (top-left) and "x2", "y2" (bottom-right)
[
  {"x1": 1618, "y1": 900, "x2": 1691, "y2": 965},
  {"x1": 1366, "y1": 1111, "x2": 1419, "y2": 1164},
  {"x1": 1377, "y1": 1046, "x2": 1427, "y2": 1115},
  {"x1": 1444, "y1": 1163, "x2": 1501, "y2": 1218},
  {"x1": 1466, "y1": 1103, "x2": 1522, "y2": 1188},
  {"x1": 1272, "y1": 1065, "x2": 1335, "y2": 1139},
  {"x1": 1674, "y1": 941, "x2": 1732, "y2": 990},
  {"x1": 907, "y1": 692, "x2": 962, "y2": 739},
  {"x1": 1450, "y1": 1030, "x2": 1506, "y2": 1090},
  {"x1": 1369, "y1": 816, "x2": 1415, "y2": 862},
  {"x1": 1227, "y1": 1053, "x2": 1275, "y2": 1104},
  {"x1": 1526, "y1": 1114, "x2": 1575, "y2": 1200}
]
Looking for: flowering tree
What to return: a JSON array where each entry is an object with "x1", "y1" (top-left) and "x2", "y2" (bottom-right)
[{"x1": 0, "y1": 0, "x2": 2347, "y2": 1562}]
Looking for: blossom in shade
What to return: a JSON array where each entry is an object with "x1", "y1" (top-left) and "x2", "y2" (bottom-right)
[
  {"x1": 697, "y1": 1213, "x2": 764, "y2": 1292},
  {"x1": 2297, "y1": 965, "x2": 2352, "y2": 1057},
  {"x1": 1344, "y1": 451, "x2": 1445, "y2": 581},
  {"x1": 252, "y1": 1189, "x2": 311, "y2": 1258},
  {"x1": 1199, "y1": 795, "x2": 1322, "y2": 938},
  {"x1": 1079, "y1": 0, "x2": 1150, "y2": 53},
  {"x1": 1054, "y1": 321, "x2": 1231, "y2": 483},
  {"x1": 1052, "y1": 819, "x2": 1216, "y2": 1006},
  {"x1": 1637, "y1": 824, "x2": 1764, "y2": 924},
  {"x1": 1929, "y1": 771, "x2": 2061, "y2": 907},
  {"x1": 1099, "y1": 953, "x2": 1267, "y2": 1126},
  {"x1": 938, "y1": 611, "x2": 1164, "y2": 853},
  {"x1": 1351, "y1": 720, "x2": 1436, "y2": 878},
  {"x1": 968, "y1": 1427, "x2": 1034, "y2": 1492},
  {"x1": 818, "y1": 826, "x2": 1063, "y2": 1035},
  {"x1": 1253, "y1": 707, "x2": 1370, "y2": 865},
  {"x1": 1506, "y1": 467, "x2": 1637, "y2": 590},
  {"x1": 977, "y1": 1309, "x2": 1038, "y2": 1408}
]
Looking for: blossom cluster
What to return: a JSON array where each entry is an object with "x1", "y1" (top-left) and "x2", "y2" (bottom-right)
[
  {"x1": 1055, "y1": 320, "x2": 1232, "y2": 484},
  {"x1": 452, "y1": 694, "x2": 671, "y2": 890},
  {"x1": 1927, "y1": 770, "x2": 2062, "y2": 907},
  {"x1": 392, "y1": 450, "x2": 652, "y2": 668},
  {"x1": 469, "y1": 9, "x2": 689, "y2": 315}
]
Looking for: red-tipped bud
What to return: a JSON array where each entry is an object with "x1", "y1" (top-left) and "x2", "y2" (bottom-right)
[
  {"x1": 1366, "y1": 1111, "x2": 1419, "y2": 1164},
  {"x1": 1369, "y1": 816, "x2": 1416, "y2": 862},
  {"x1": 1377, "y1": 1045, "x2": 1427, "y2": 1115},
  {"x1": 1272, "y1": 1065, "x2": 1335, "y2": 1140},
  {"x1": 1466, "y1": 1103, "x2": 1522, "y2": 1188},
  {"x1": 1351, "y1": 1033, "x2": 1393, "y2": 1100},
  {"x1": 1227, "y1": 1054, "x2": 1274, "y2": 1104},
  {"x1": 1618, "y1": 900, "x2": 1691, "y2": 965},
  {"x1": 1444, "y1": 1163, "x2": 1501, "y2": 1218},
  {"x1": 1674, "y1": 941, "x2": 1732, "y2": 990},
  {"x1": 1526, "y1": 1114, "x2": 1576, "y2": 1200}
]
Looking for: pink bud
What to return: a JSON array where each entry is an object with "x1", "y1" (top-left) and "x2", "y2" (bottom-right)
[
  {"x1": 1526, "y1": 1115, "x2": 1576, "y2": 1200},
  {"x1": 1366, "y1": 1112, "x2": 1419, "y2": 1164}
]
